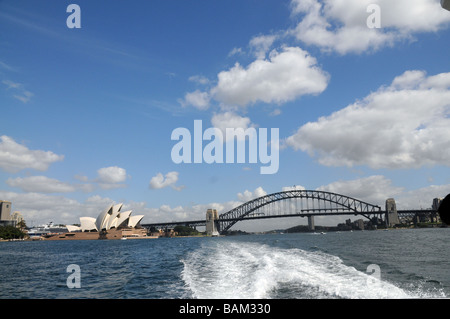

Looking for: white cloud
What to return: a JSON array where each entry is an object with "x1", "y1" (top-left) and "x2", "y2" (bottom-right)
[
  {"x1": 211, "y1": 112, "x2": 251, "y2": 130},
  {"x1": 96, "y1": 166, "x2": 128, "y2": 189},
  {"x1": 270, "y1": 109, "x2": 282, "y2": 117},
  {"x1": 290, "y1": 0, "x2": 450, "y2": 54},
  {"x1": 0, "y1": 191, "x2": 85, "y2": 226},
  {"x1": 2, "y1": 80, "x2": 21, "y2": 89},
  {"x1": 316, "y1": 175, "x2": 404, "y2": 207},
  {"x1": 211, "y1": 111, "x2": 253, "y2": 142},
  {"x1": 2, "y1": 80, "x2": 34, "y2": 103},
  {"x1": 211, "y1": 46, "x2": 329, "y2": 107},
  {"x1": 0, "y1": 135, "x2": 64, "y2": 173},
  {"x1": 6, "y1": 175, "x2": 94, "y2": 193},
  {"x1": 149, "y1": 171, "x2": 184, "y2": 191},
  {"x1": 314, "y1": 175, "x2": 450, "y2": 211},
  {"x1": 228, "y1": 47, "x2": 243, "y2": 57},
  {"x1": 282, "y1": 185, "x2": 306, "y2": 191},
  {"x1": 179, "y1": 90, "x2": 210, "y2": 110},
  {"x1": 237, "y1": 187, "x2": 268, "y2": 202},
  {"x1": 286, "y1": 70, "x2": 450, "y2": 169},
  {"x1": 310, "y1": 176, "x2": 450, "y2": 226},
  {"x1": 394, "y1": 184, "x2": 450, "y2": 210},
  {"x1": 13, "y1": 90, "x2": 34, "y2": 103},
  {"x1": 249, "y1": 34, "x2": 277, "y2": 59},
  {"x1": 188, "y1": 75, "x2": 210, "y2": 85},
  {"x1": 6, "y1": 176, "x2": 76, "y2": 193}
]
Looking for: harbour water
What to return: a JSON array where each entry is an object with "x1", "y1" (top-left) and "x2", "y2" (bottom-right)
[{"x1": 0, "y1": 228, "x2": 449, "y2": 299}]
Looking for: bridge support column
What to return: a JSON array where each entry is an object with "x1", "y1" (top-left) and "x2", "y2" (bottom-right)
[
  {"x1": 206, "y1": 209, "x2": 219, "y2": 236},
  {"x1": 385, "y1": 198, "x2": 399, "y2": 227},
  {"x1": 308, "y1": 216, "x2": 315, "y2": 231}
]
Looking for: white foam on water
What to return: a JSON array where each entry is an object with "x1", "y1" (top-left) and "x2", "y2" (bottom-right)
[{"x1": 181, "y1": 241, "x2": 435, "y2": 299}]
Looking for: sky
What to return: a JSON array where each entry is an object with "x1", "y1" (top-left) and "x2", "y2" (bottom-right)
[{"x1": 1, "y1": 0, "x2": 450, "y2": 231}]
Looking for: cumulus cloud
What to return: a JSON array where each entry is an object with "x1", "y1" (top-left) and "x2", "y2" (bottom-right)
[
  {"x1": 179, "y1": 90, "x2": 210, "y2": 110},
  {"x1": 6, "y1": 176, "x2": 76, "y2": 193},
  {"x1": 237, "y1": 187, "x2": 268, "y2": 202},
  {"x1": 6, "y1": 176, "x2": 94, "y2": 194},
  {"x1": 181, "y1": 46, "x2": 329, "y2": 112},
  {"x1": 249, "y1": 34, "x2": 277, "y2": 59},
  {"x1": 290, "y1": 0, "x2": 450, "y2": 54},
  {"x1": 96, "y1": 166, "x2": 128, "y2": 189},
  {"x1": 0, "y1": 135, "x2": 64, "y2": 173},
  {"x1": 149, "y1": 171, "x2": 184, "y2": 191},
  {"x1": 210, "y1": 111, "x2": 254, "y2": 143},
  {"x1": 211, "y1": 46, "x2": 329, "y2": 107},
  {"x1": 316, "y1": 175, "x2": 404, "y2": 206},
  {"x1": 282, "y1": 185, "x2": 307, "y2": 191},
  {"x1": 286, "y1": 70, "x2": 450, "y2": 169},
  {"x1": 315, "y1": 175, "x2": 450, "y2": 211},
  {"x1": 0, "y1": 190, "x2": 85, "y2": 225}
]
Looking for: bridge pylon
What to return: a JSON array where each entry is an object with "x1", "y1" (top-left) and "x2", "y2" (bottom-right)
[
  {"x1": 206, "y1": 209, "x2": 219, "y2": 236},
  {"x1": 308, "y1": 216, "x2": 315, "y2": 231}
]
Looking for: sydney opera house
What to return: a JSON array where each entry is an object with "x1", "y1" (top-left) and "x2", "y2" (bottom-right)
[{"x1": 56, "y1": 203, "x2": 148, "y2": 240}]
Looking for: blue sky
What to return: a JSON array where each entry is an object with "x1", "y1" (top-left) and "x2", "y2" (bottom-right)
[{"x1": 1, "y1": 0, "x2": 450, "y2": 230}]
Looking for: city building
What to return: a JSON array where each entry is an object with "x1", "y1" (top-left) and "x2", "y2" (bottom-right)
[
  {"x1": 0, "y1": 200, "x2": 15, "y2": 227},
  {"x1": 11, "y1": 211, "x2": 24, "y2": 225},
  {"x1": 432, "y1": 198, "x2": 442, "y2": 211}
]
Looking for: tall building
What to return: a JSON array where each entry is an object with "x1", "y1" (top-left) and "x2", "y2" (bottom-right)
[
  {"x1": 11, "y1": 211, "x2": 24, "y2": 224},
  {"x1": 0, "y1": 200, "x2": 15, "y2": 227},
  {"x1": 432, "y1": 198, "x2": 442, "y2": 211},
  {"x1": 0, "y1": 201, "x2": 12, "y2": 221}
]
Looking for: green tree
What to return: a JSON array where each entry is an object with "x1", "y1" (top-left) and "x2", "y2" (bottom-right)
[
  {"x1": 174, "y1": 225, "x2": 201, "y2": 236},
  {"x1": 0, "y1": 225, "x2": 25, "y2": 240},
  {"x1": 17, "y1": 220, "x2": 27, "y2": 231}
]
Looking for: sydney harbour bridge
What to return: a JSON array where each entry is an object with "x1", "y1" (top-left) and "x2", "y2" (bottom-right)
[{"x1": 141, "y1": 190, "x2": 438, "y2": 235}]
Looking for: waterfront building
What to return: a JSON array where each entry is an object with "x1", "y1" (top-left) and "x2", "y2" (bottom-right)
[
  {"x1": 0, "y1": 200, "x2": 15, "y2": 227},
  {"x1": 0, "y1": 200, "x2": 12, "y2": 221},
  {"x1": 62, "y1": 204, "x2": 146, "y2": 240},
  {"x1": 66, "y1": 203, "x2": 144, "y2": 232},
  {"x1": 11, "y1": 211, "x2": 24, "y2": 225},
  {"x1": 432, "y1": 198, "x2": 442, "y2": 211},
  {"x1": 354, "y1": 219, "x2": 364, "y2": 230}
]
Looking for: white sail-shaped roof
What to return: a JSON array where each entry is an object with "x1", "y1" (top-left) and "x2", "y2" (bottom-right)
[
  {"x1": 128, "y1": 215, "x2": 144, "y2": 228},
  {"x1": 80, "y1": 217, "x2": 97, "y2": 231},
  {"x1": 115, "y1": 210, "x2": 132, "y2": 228},
  {"x1": 95, "y1": 205, "x2": 113, "y2": 231},
  {"x1": 107, "y1": 203, "x2": 123, "y2": 229},
  {"x1": 73, "y1": 204, "x2": 144, "y2": 233},
  {"x1": 66, "y1": 225, "x2": 81, "y2": 232}
]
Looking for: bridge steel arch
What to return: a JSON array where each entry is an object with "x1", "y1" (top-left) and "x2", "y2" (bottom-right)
[{"x1": 218, "y1": 190, "x2": 382, "y2": 233}]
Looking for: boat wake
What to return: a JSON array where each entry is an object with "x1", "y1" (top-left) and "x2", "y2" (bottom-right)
[{"x1": 181, "y1": 241, "x2": 443, "y2": 299}]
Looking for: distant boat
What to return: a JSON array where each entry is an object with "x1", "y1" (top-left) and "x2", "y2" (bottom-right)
[
  {"x1": 211, "y1": 231, "x2": 220, "y2": 237},
  {"x1": 27, "y1": 222, "x2": 67, "y2": 237},
  {"x1": 121, "y1": 237, "x2": 127, "y2": 240}
]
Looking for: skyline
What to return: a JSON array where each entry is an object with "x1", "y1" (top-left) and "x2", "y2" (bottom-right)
[{"x1": 1, "y1": 0, "x2": 450, "y2": 231}]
